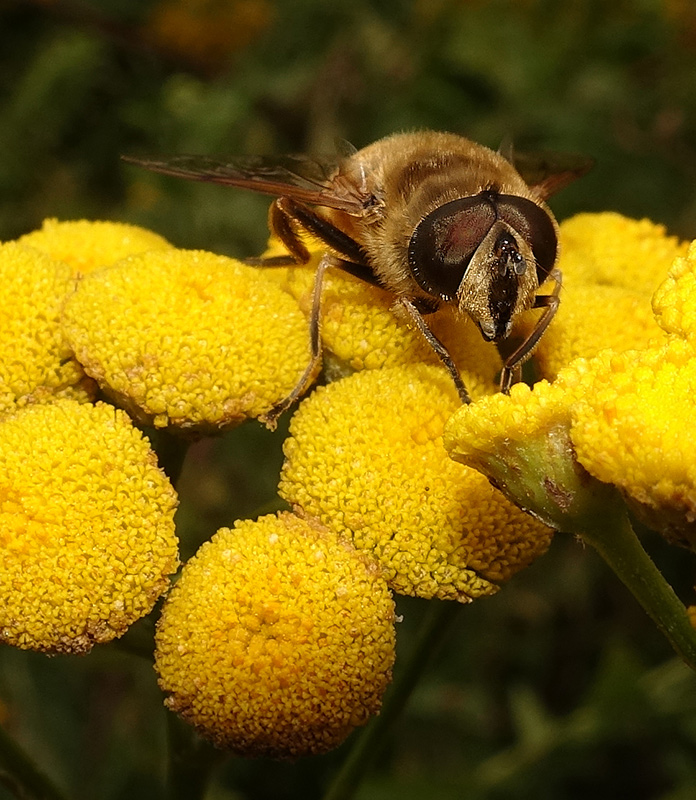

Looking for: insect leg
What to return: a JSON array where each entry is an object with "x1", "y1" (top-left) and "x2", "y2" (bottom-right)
[
  {"x1": 499, "y1": 268, "x2": 562, "y2": 393},
  {"x1": 397, "y1": 297, "x2": 471, "y2": 405},
  {"x1": 254, "y1": 198, "x2": 387, "y2": 426},
  {"x1": 260, "y1": 252, "x2": 332, "y2": 429}
]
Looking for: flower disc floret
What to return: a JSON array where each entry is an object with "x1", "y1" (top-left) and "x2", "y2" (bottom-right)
[
  {"x1": 63, "y1": 249, "x2": 313, "y2": 430},
  {"x1": 279, "y1": 364, "x2": 552, "y2": 600},
  {"x1": 154, "y1": 512, "x2": 395, "y2": 757},
  {"x1": 444, "y1": 375, "x2": 617, "y2": 532},
  {"x1": 653, "y1": 240, "x2": 696, "y2": 341},
  {"x1": 0, "y1": 242, "x2": 94, "y2": 417},
  {"x1": 0, "y1": 400, "x2": 179, "y2": 653},
  {"x1": 522, "y1": 282, "x2": 665, "y2": 380},
  {"x1": 18, "y1": 218, "x2": 172, "y2": 275},
  {"x1": 569, "y1": 339, "x2": 696, "y2": 545}
]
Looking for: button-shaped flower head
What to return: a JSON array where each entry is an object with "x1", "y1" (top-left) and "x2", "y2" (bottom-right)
[
  {"x1": 279, "y1": 364, "x2": 553, "y2": 601},
  {"x1": 444, "y1": 373, "x2": 618, "y2": 533},
  {"x1": 18, "y1": 218, "x2": 172, "y2": 275},
  {"x1": 516, "y1": 213, "x2": 684, "y2": 381},
  {"x1": 0, "y1": 242, "x2": 95, "y2": 417},
  {"x1": 569, "y1": 340, "x2": 696, "y2": 548},
  {"x1": 653, "y1": 241, "x2": 696, "y2": 342},
  {"x1": 154, "y1": 512, "x2": 395, "y2": 757},
  {"x1": 62, "y1": 249, "x2": 313, "y2": 431},
  {"x1": 558, "y1": 212, "x2": 689, "y2": 294},
  {"x1": 0, "y1": 400, "x2": 179, "y2": 653}
]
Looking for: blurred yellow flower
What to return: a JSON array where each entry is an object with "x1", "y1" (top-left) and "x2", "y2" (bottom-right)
[
  {"x1": 514, "y1": 213, "x2": 686, "y2": 380},
  {"x1": 145, "y1": 0, "x2": 273, "y2": 73},
  {"x1": 0, "y1": 242, "x2": 95, "y2": 417},
  {"x1": 62, "y1": 249, "x2": 313, "y2": 431},
  {"x1": 0, "y1": 400, "x2": 179, "y2": 654},
  {"x1": 18, "y1": 218, "x2": 171, "y2": 276},
  {"x1": 279, "y1": 364, "x2": 553, "y2": 600},
  {"x1": 155, "y1": 512, "x2": 395, "y2": 757},
  {"x1": 558, "y1": 212, "x2": 689, "y2": 294}
]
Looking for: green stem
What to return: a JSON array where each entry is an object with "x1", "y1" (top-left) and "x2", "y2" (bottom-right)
[
  {"x1": 111, "y1": 614, "x2": 156, "y2": 660},
  {"x1": 579, "y1": 511, "x2": 696, "y2": 671},
  {"x1": 323, "y1": 599, "x2": 462, "y2": 800},
  {"x1": 165, "y1": 713, "x2": 221, "y2": 800},
  {"x1": 0, "y1": 723, "x2": 70, "y2": 800},
  {"x1": 150, "y1": 431, "x2": 192, "y2": 488}
]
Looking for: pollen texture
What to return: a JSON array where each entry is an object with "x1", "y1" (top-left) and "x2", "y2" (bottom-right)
[
  {"x1": 154, "y1": 512, "x2": 395, "y2": 757},
  {"x1": 559, "y1": 212, "x2": 689, "y2": 295},
  {"x1": 18, "y1": 218, "x2": 172, "y2": 275},
  {"x1": 569, "y1": 341, "x2": 696, "y2": 496},
  {"x1": 0, "y1": 242, "x2": 95, "y2": 417},
  {"x1": 279, "y1": 364, "x2": 552, "y2": 600},
  {"x1": 62, "y1": 249, "x2": 313, "y2": 431},
  {"x1": 0, "y1": 400, "x2": 179, "y2": 653}
]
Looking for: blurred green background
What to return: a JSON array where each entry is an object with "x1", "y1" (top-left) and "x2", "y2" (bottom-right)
[{"x1": 2, "y1": 1, "x2": 696, "y2": 799}]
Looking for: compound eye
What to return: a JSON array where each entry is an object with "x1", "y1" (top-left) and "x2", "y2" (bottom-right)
[
  {"x1": 408, "y1": 197, "x2": 496, "y2": 301},
  {"x1": 496, "y1": 195, "x2": 558, "y2": 280}
]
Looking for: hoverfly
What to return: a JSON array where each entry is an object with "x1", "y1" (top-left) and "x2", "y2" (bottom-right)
[{"x1": 123, "y1": 131, "x2": 590, "y2": 424}]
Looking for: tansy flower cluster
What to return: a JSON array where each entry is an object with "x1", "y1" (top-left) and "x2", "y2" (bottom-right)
[
  {"x1": 3, "y1": 211, "x2": 696, "y2": 757},
  {"x1": 446, "y1": 235, "x2": 696, "y2": 545}
]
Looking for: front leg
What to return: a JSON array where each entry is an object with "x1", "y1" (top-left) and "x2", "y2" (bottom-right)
[
  {"x1": 260, "y1": 252, "x2": 333, "y2": 428},
  {"x1": 254, "y1": 199, "x2": 379, "y2": 426},
  {"x1": 499, "y1": 268, "x2": 562, "y2": 393},
  {"x1": 396, "y1": 297, "x2": 471, "y2": 405}
]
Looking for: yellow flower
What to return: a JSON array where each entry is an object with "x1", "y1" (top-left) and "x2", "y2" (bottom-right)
[
  {"x1": 514, "y1": 213, "x2": 685, "y2": 381},
  {"x1": 18, "y1": 218, "x2": 172, "y2": 276},
  {"x1": 154, "y1": 512, "x2": 395, "y2": 757},
  {"x1": 279, "y1": 364, "x2": 552, "y2": 600},
  {"x1": 0, "y1": 242, "x2": 95, "y2": 417},
  {"x1": 521, "y1": 282, "x2": 665, "y2": 381},
  {"x1": 145, "y1": 0, "x2": 273, "y2": 73},
  {"x1": 444, "y1": 373, "x2": 618, "y2": 533},
  {"x1": 569, "y1": 339, "x2": 696, "y2": 548},
  {"x1": 62, "y1": 249, "x2": 313, "y2": 431},
  {"x1": 652, "y1": 240, "x2": 696, "y2": 342},
  {"x1": 558, "y1": 212, "x2": 689, "y2": 295},
  {"x1": 0, "y1": 400, "x2": 179, "y2": 654}
]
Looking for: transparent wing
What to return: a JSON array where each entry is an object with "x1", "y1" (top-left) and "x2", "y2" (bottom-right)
[
  {"x1": 510, "y1": 150, "x2": 595, "y2": 200},
  {"x1": 121, "y1": 153, "x2": 370, "y2": 214}
]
